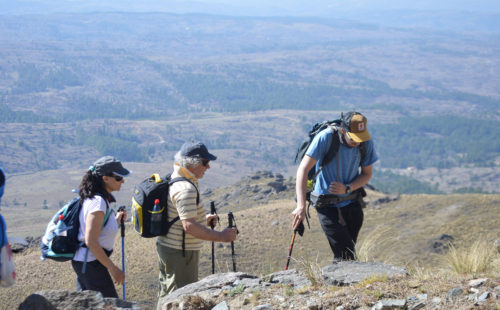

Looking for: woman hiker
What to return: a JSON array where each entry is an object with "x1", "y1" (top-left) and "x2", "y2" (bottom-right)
[{"x1": 71, "y1": 156, "x2": 130, "y2": 298}]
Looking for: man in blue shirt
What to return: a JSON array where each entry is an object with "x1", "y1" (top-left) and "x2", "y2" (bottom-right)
[{"x1": 293, "y1": 112, "x2": 378, "y2": 261}]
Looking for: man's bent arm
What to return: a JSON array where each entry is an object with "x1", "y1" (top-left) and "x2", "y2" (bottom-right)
[{"x1": 349, "y1": 164, "x2": 373, "y2": 191}]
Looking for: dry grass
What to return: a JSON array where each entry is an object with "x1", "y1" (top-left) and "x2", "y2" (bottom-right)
[
  {"x1": 443, "y1": 237, "x2": 500, "y2": 275},
  {"x1": 355, "y1": 225, "x2": 395, "y2": 263},
  {"x1": 1, "y1": 191, "x2": 500, "y2": 309},
  {"x1": 291, "y1": 254, "x2": 323, "y2": 286}
]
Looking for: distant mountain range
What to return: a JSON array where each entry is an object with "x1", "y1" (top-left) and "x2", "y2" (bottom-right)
[{"x1": 1, "y1": 0, "x2": 500, "y2": 31}]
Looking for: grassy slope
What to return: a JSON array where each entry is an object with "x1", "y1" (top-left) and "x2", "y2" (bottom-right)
[{"x1": 1, "y1": 181, "x2": 499, "y2": 308}]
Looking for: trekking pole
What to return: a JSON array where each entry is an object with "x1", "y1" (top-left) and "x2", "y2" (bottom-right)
[
  {"x1": 227, "y1": 212, "x2": 238, "y2": 272},
  {"x1": 209, "y1": 201, "x2": 218, "y2": 274},
  {"x1": 285, "y1": 221, "x2": 304, "y2": 270},
  {"x1": 118, "y1": 206, "x2": 126, "y2": 301}
]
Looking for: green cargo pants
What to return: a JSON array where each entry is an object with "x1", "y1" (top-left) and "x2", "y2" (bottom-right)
[{"x1": 156, "y1": 243, "x2": 199, "y2": 310}]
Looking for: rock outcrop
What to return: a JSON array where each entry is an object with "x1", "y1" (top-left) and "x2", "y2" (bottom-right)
[
  {"x1": 17, "y1": 262, "x2": 500, "y2": 310},
  {"x1": 322, "y1": 261, "x2": 407, "y2": 286},
  {"x1": 159, "y1": 263, "x2": 408, "y2": 309},
  {"x1": 19, "y1": 290, "x2": 140, "y2": 310}
]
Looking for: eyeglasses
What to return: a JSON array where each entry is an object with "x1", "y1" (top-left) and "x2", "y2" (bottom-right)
[
  {"x1": 201, "y1": 159, "x2": 210, "y2": 167},
  {"x1": 113, "y1": 175, "x2": 124, "y2": 182}
]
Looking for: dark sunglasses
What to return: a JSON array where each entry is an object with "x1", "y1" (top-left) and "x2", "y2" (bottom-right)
[
  {"x1": 201, "y1": 159, "x2": 210, "y2": 167},
  {"x1": 112, "y1": 175, "x2": 123, "y2": 182}
]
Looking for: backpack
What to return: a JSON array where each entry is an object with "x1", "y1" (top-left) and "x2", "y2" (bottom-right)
[
  {"x1": 294, "y1": 119, "x2": 366, "y2": 202},
  {"x1": 0, "y1": 214, "x2": 16, "y2": 287},
  {"x1": 40, "y1": 196, "x2": 111, "y2": 262},
  {"x1": 131, "y1": 173, "x2": 199, "y2": 238}
]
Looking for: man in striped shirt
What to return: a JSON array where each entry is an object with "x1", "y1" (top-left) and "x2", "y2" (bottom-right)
[{"x1": 156, "y1": 142, "x2": 237, "y2": 307}]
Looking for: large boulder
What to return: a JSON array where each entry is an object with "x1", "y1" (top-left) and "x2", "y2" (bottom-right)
[{"x1": 19, "y1": 290, "x2": 140, "y2": 310}]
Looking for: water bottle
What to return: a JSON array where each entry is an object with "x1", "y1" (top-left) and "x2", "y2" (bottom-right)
[
  {"x1": 54, "y1": 214, "x2": 68, "y2": 237},
  {"x1": 150, "y1": 199, "x2": 162, "y2": 235}
]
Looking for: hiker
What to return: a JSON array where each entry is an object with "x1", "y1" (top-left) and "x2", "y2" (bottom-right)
[
  {"x1": 0, "y1": 167, "x2": 4, "y2": 207},
  {"x1": 0, "y1": 166, "x2": 6, "y2": 246},
  {"x1": 292, "y1": 112, "x2": 378, "y2": 261},
  {"x1": 0, "y1": 167, "x2": 7, "y2": 248},
  {"x1": 71, "y1": 156, "x2": 130, "y2": 298},
  {"x1": 156, "y1": 141, "x2": 237, "y2": 306},
  {"x1": 1, "y1": 166, "x2": 16, "y2": 288}
]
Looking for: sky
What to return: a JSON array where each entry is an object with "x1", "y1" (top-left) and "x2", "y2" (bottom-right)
[{"x1": 1, "y1": 0, "x2": 500, "y2": 16}]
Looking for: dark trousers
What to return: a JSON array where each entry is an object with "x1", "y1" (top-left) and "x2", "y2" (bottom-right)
[
  {"x1": 316, "y1": 201, "x2": 364, "y2": 262},
  {"x1": 71, "y1": 258, "x2": 118, "y2": 298}
]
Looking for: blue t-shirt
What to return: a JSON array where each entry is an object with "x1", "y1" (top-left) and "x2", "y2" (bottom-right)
[{"x1": 306, "y1": 127, "x2": 378, "y2": 207}]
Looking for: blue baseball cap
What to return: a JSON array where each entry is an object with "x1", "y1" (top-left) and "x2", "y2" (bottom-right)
[{"x1": 180, "y1": 142, "x2": 217, "y2": 160}]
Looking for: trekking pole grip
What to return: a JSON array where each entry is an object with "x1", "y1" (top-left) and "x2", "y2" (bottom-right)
[
  {"x1": 210, "y1": 201, "x2": 216, "y2": 229},
  {"x1": 118, "y1": 206, "x2": 126, "y2": 237},
  {"x1": 228, "y1": 212, "x2": 233, "y2": 228},
  {"x1": 227, "y1": 212, "x2": 236, "y2": 272}
]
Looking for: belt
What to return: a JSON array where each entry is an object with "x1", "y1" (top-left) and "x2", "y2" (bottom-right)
[{"x1": 310, "y1": 187, "x2": 366, "y2": 209}]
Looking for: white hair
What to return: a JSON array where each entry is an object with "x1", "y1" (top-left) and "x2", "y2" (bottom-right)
[{"x1": 174, "y1": 151, "x2": 202, "y2": 168}]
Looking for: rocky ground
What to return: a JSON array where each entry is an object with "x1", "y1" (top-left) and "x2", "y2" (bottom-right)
[
  {"x1": 18, "y1": 262, "x2": 500, "y2": 310},
  {"x1": 6, "y1": 171, "x2": 500, "y2": 309}
]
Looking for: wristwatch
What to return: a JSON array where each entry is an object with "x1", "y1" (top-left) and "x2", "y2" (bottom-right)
[{"x1": 345, "y1": 184, "x2": 351, "y2": 194}]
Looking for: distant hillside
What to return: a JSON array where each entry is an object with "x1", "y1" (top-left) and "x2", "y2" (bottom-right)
[
  {"x1": 0, "y1": 12, "x2": 499, "y2": 193},
  {"x1": 1, "y1": 12, "x2": 498, "y2": 119},
  {"x1": 1, "y1": 111, "x2": 498, "y2": 195}
]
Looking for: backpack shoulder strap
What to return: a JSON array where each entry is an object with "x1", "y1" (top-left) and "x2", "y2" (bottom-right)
[
  {"x1": 322, "y1": 125, "x2": 340, "y2": 167},
  {"x1": 91, "y1": 194, "x2": 112, "y2": 228},
  {"x1": 102, "y1": 199, "x2": 112, "y2": 228},
  {"x1": 359, "y1": 142, "x2": 366, "y2": 166},
  {"x1": 169, "y1": 177, "x2": 200, "y2": 205}
]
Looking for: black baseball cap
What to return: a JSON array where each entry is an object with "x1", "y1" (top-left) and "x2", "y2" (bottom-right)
[
  {"x1": 180, "y1": 142, "x2": 217, "y2": 161},
  {"x1": 91, "y1": 156, "x2": 131, "y2": 177}
]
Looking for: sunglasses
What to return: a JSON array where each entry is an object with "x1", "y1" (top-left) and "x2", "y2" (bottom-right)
[
  {"x1": 201, "y1": 159, "x2": 210, "y2": 167},
  {"x1": 112, "y1": 175, "x2": 124, "y2": 182}
]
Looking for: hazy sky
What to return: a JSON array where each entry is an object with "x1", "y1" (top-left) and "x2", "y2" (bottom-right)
[
  {"x1": 195, "y1": 0, "x2": 500, "y2": 12},
  {"x1": 2, "y1": 0, "x2": 500, "y2": 15}
]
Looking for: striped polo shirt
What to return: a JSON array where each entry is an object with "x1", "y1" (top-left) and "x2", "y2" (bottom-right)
[{"x1": 157, "y1": 164, "x2": 206, "y2": 250}]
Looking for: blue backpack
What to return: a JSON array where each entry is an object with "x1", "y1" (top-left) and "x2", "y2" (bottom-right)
[{"x1": 40, "y1": 196, "x2": 111, "y2": 262}]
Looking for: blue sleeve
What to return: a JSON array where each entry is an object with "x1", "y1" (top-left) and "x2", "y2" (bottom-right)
[
  {"x1": 361, "y1": 140, "x2": 378, "y2": 167},
  {"x1": 0, "y1": 214, "x2": 7, "y2": 248},
  {"x1": 305, "y1": 129, "x2": 332, "y2": 164}
]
